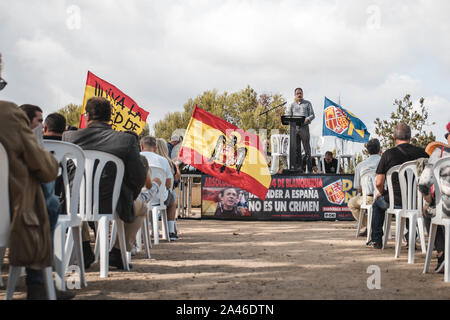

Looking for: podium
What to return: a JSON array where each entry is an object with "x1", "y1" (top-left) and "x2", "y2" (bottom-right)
[{"x1": 281, "y1": 115, "x2": 305, "y2": 173}]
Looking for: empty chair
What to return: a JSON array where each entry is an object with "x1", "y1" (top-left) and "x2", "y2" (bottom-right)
[
  {"x1": 394, "y1": 161, "x2": 427, "y2": 263},
  {"x1": 43, "y1": 140, "x2": 86, "y2": 291},
  {"x1": 423, "y1": 156, "x2": 450, "y2": 281},
  {"x1": 270, "y1": 134, "x2": 290, "y2": 174},
  {"x1": 310, "y1": 136, "x2": 325, "y2": 173},
  {"x1": 0, "y1": 142, "x2": 56, "y2": 300}
]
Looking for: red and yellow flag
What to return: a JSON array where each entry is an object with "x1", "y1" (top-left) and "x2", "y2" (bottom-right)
[
  {"x1": 79, "y1": 71, "x2": 149, "y2": 135},
  {"x1": 179, "y1": 106, "x2": 271, "y2": 200}
]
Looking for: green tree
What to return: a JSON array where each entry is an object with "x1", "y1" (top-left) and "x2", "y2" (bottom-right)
[
  {"x1": 57, "y1": 103, "x2": 82, "y2": 127},
  {"x1": 154, "y1": 86, "x2": 288, "y2": 141},
  {"x1": 374, "y1": 94, "x2": 435, "y2": 150}
]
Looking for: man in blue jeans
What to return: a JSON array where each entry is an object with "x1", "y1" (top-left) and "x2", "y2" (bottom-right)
[{"x1": 367, "y1": 123, "x2": 428, "y2": 249}]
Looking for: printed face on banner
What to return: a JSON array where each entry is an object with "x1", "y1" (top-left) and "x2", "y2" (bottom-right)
[
  {"x1": 324, "y1": 106, "x2": 349, "y2": 135},
  {"x1": 323, "y1": 179, "x2": 345, "y2": 205}
]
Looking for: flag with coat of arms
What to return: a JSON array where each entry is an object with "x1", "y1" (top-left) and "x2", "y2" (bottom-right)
[{"x1": 322, "y1": 97, "x2": 370, "y2": 143}]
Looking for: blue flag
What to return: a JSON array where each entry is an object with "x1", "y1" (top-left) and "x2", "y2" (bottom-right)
[{"x1": 322, "y1": 97, "x2": 370, "y2": 143}]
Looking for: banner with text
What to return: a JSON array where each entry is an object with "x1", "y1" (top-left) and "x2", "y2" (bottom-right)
[
  {"x1": 79, "y1": 71, "x2": 149, "y2": 135},
  {"x1": 201, "y1": 174, "x2": 356, "y2": 221}
]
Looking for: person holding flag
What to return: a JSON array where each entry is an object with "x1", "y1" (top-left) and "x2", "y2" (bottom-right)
[{"x1": 286, "y1": 87, "x2": 315, "y2": 173}]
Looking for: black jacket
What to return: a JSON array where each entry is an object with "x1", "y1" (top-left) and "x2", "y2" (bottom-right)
[{"x1": 62, "y1": 122, "x2": 146, "y2": 223}]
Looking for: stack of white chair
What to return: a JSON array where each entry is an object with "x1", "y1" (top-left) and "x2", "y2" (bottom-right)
[
  {"x1": 148, "y1": 165, "x2": 170, "y2": 245},
  {"x1": 423, "y1": 157, "x2": 450, "y2": 281},
  {"x1": 0, "y1": 142, "x2": 56, "y2": 300},
  {"x1": 355, "y1": 169, "x2": 377, "y2": 242},
  {"x1": 43, "y1": 140, "x2": 87, "y2": 291},
  {"x1": 335, "y1": 138, "x2": 355, "y2": 174},
  {"x1": 270, "y1": 134, "x2": 289, "y2": 175}
]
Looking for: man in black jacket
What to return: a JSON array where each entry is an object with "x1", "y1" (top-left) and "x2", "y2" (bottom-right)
[
  {"x1": 63, "y1": 97, "x2": 146, "y2": 269},
  {"x1": 367, "y1": 123, "x2": 429, "y2": 249}
]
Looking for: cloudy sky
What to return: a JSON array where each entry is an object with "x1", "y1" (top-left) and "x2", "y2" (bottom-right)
[{"x1": 1, "y1": 0, "x2": 449, "y2": 151}]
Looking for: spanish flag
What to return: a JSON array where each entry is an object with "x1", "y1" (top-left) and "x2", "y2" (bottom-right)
[
  {"x1": 79, "y1": 71, "x2": 149, "y2": 135},
  {"x1": 179, "y1": 106, "x2": 271, "y2": 200}
]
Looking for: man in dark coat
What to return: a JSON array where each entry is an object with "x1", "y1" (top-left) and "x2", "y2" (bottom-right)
[{"x1": 63, "y1": 97, "x2": 146, "y2": 269}]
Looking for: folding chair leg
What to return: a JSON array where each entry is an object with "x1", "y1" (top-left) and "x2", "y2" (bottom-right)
[
  {"x1": 64, "y1": 228, "x2": 75, "y2": 272},
  {"x1": 408, "y1": 215, "x2": 417, "y2": 264},
  {"x1": 136, "y1": 229, "x2": 142, "y2": 252},
  {"x1": 99, "y1": 216, "x2": 110, "y2": 278},
  {"x1": 417, "y1": 217, "x2": 427, "y2": 254},
  {"x1": 395, "y1": 217, "x2": 404, "y2": 258},
  {"x1": 53, "y1": 224, "x2": 66, "y2": 291},
  {"x1": 152, "y1": 208, "x2": 160, "y2": 245},
  {"x1": 116, "y1": 217, "x2": 130, "y2": 271},
  {"x1": 6, "y1": 266, "x2": 23, "y2": 300},
  {"x1": 382, "y1": 213, "x2": 391, "y2": 249},
  {"x1": 109, "y1": 220, "x2": 117, "y2": 252},
  {"x1": 423, "y1": 223, "x2": 437, "y2": 273},
  {"x1": 367, "y1": 209, "x2": 372, "y2": 244},
  {"x1": 0, "y1": 247, "x2": 6, "y2": 288},
  {"x1": 43, "y1": 267, "x2": 56, "y2": 300},
  {"x1": 445, "y1": 226, "x2": 450, "y2": 282},
  {"x1": 356, "y1": 210, "x2": 364, "y2": 238},
  {"x1": 142, "y1": 217, "x2": 151, "y2": 259},
  {"x1": 72, "y1": 225, "x2": 87, "y2": 287},
  {"x1": 161, "y1": 210, "x2": 170, "y2": 242}
]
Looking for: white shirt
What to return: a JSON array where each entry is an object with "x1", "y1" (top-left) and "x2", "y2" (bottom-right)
[
  {"x1": 354, "y1": 154, "x2": 381, "y2": 192},
  {"x1": 140, "y1": 151, "x2": 173, "y2": 201}
]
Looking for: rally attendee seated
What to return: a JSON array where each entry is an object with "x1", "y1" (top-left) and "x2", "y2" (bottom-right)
[
  {"x1": 367, "y1": 123, "x2": 429, "y2": 249},
  {"x1": 418, "y1": 122, "x2": 450, "y2": 272},
  {"x1": 43, "y1": 113, "x2": 66, "y2": 141},
  {"x1": 348, "y1": 139, "x2": 381, "y2": 237},
  {"x1": 63, "y1": 97, "x2": 147, "y2": 270},
  {"x1": 156, "y1": 138, "x2": 181, "y2": 240},
  {"x1": 140, "y1": 136, "x2": 179, "y2": 241},
  {"x1": 324, "y1": 151, "x2": 339, "y2": 174}
]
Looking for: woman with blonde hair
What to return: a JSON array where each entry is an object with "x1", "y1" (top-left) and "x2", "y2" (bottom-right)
[{"x1": 155, "y1": 138, "x2": 181, "y2": 240}]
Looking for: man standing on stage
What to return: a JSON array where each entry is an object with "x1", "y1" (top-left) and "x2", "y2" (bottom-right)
[{"x1": 286, "y1": 87, "x2": 315, "y2": 172}]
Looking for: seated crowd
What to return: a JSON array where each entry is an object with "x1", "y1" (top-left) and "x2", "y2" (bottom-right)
[
  {"x1": 350, "y1": 122, "x2": 450, "y2": 273},
  {"x1": 0, "y1": 54, "x2": 184, "y2": 299}
]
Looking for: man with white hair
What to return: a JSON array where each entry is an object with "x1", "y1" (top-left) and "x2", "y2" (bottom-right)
[{"x1": 167, "y1": 135, "x2": 183, "y2": 159}]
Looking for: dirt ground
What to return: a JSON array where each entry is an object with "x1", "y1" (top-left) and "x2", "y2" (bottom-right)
[{"x1": 1, "y1": 216, "x2": 450, "y2": 300}]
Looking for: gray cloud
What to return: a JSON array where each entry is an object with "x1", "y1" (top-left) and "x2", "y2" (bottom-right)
[{"x1": 0, "y1": 0, "x2": 448, "y2": 141}]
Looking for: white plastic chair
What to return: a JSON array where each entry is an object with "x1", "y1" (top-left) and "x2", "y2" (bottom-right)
[
  {"x1": 382, "y1": 165, "x2": 402, "y2": 249},
  {"x1": 423, "y1": 156, "x2": 450, "y2": 281},
  {"x1": 43, "y1": 140, "x2": 87, "y2": 291},
  {"x1": 355, "y1": 169, "x2": 377, "y2": 241},
  {"x1": 0, "y1": 142, "x2": 56, "y2": 300},
  {"x1": 270, "y1": 134, "x2": 289, "y2": 174},
  {"x1": 148, "y1": 166, "x2": 170, "y2": 245},
  {"x1": 335, "y1": 138, "x2": 355, "y2": 174},
  {"x1": 79, "y1": 150, "x2": 127, "y2": 278},
  {"x1": 393, "y1": 161, "x2": 427, "y2": 263},
  {"x1": 311, "y1": 136, "x2": 325, "y2": 173}
]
